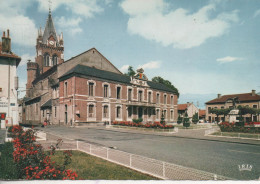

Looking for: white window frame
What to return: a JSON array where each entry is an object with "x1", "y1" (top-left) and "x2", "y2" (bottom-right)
[
  {"x1": 127, "y1": 106, "x2": 133, "y2": 121},
  {"x1": 137, "y1": 88, "x2": 144, "y2": 102},
  {"x1": 102, "y1": 103, "x2": 110, "y2": 121},
  {"x1": 87, "y1": 80, "x2": 96, "y2": 97},
  {"x1": 127, "y1": 86, "x2": 133, "y2": 101},
  {"x1": 102, "y1": 82, "x2": 110, "y2": 98},
  {"x1": 156, "y1": 92, "x2": 160, "y2": 104},
  {"x1": 115, "y1": 105, "x2": 122, "y2": 121},
  {"x1": 116, "y1": 85, "x2": 122, "y2": 100},
  {"x1": 156, "y1": 108, "x2": 160, "y2": 120},
  {"x1": 163, "y1": 93, "x2": 167, "y2": 104},
  {"x1": 87, "y1": 102, "x2": 96, "y2": 121}
]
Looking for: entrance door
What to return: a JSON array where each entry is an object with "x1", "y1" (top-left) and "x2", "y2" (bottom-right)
[{"x1": 138, "y1": 107, "x2": 143, "y2": 119}]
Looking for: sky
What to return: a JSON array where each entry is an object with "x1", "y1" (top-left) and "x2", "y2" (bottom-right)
[{"x1": 0, "y1": 0, "x2": 260, "y2": 107}]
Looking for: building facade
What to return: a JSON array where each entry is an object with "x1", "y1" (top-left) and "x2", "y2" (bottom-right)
[
  {"x1": 23, "y1": 11, "x2": 178, "y2": 126},
  {"x1": 205, "y1": 90, "x2": 260, "y2": 122},
  {"x1": 0, "y1": 30, "x2": 21, "y2": 128},
  {"x1": 177, "y1": 102, "x2": 199, "y2": 120}
]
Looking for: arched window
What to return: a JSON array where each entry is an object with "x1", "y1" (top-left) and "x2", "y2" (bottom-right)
[
  {"x1": 44, "y1": 53, "x2": 50, "y2": 66},
  {"x1": 103, "y1": 105, "x2": 108, "y2": 118},
  {"x1": 52, "y1": 54, "x2": 58, "y2": 66},
  {"x1": 116, "y1": 106, "x2": 121, "y2": 118}
]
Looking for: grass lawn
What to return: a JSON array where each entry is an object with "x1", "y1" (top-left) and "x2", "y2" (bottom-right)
[
  {"x1": 212, "y1": 132, "x2": 260, "y2": 139},
  {"x1": 50, "y1": 151, "x2": 158, "y2": 180}
]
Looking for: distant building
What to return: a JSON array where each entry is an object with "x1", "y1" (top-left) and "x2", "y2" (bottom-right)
[
  {"x1": 199, "y1": 109, "x2": 206, "y2": 122},
  {"x1": 22, "y1": 10, "x2": 178, "y2": 126},
  {"x1": 0, "y1": 30, "x2": 21, "y2": 128},
  {"x1": 177, "y1": 102, "x2": 199, "y2": 120},
  {"x1": 205, "y1": 90, "x2": 260, "y2": 122}
]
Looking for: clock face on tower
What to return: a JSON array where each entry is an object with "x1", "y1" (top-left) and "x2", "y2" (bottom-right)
[{"x1": 49, "y1": 40, "x2": 54, "y2": 45}]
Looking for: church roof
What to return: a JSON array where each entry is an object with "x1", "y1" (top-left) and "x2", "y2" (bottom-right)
[
  {"x1": 41, "y1": 99, "x2": 52, "y2": 109},
  {"x1": 59, "y1": 64, "x2": 177, "y2": 94},
  {"x1": 42, "y1": 11, "x2": 58, "y2": 45}
]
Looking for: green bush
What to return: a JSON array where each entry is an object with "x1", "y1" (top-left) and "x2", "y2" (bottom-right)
[
  {"x1": 0, "y1": 142, "x2": 19, "y2": 179},
  {"x1": 132, "y1": 118, "x2": 143, "y2": 124},
  {"x1": 177, "y1": 115, "x2": 182, "y2": 124}
]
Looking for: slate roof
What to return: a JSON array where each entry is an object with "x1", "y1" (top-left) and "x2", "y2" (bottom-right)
[
  {"x1": 41, "y1": 99, "x2": 52, "y2": 109},
  {"x1": 32, "y1": 65, "x2": 57, "y2": 85},
  {"x1": 42, "y1": 11, "x2": 58, "y2": 45},
  {"x1": 59, "y1": 64, "x2": 177, "y2": 94},
  {"x1": 206, "y1": 93, "x2": 260, "y2": 104}
]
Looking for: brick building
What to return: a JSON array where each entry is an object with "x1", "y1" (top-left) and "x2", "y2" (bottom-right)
[
  {"x1": 23, "y1": 10, "x2": 178, "y2": 126},
  {"x1": 205, "y1": 90, "x2": 260, "y2": 122}
]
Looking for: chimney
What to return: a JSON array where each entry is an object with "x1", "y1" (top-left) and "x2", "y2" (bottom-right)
[
  {"x1": 2, "y1": 29, "x2": 11, "y2": 53},
  {"x1": 218, "y1": 94, "x2": 221, "y2": 99},
  {"x1": 252, "y1": 90, "x2": 256, "y2": 96}
]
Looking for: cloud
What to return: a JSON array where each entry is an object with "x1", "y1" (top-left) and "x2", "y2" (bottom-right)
[
  {"x1": 120, "y1": 65, "x2": 130, "y2": 73},
  {"x1": 254, "y1": 9, "x2": 260, "y2": 18},
  {"x1": 120, "y1": 0, "x2": 239, "y2": 49},
  {"x1": 56, "y1": 17, "x2": 83, "y2": 35},
  {"x1": 0, "y1": 0, "x2": 37, "y2": 47},
  {"x1": 138, "y1": 61, "x2": 161, "y2": 69},
  {"x1": 36, "y1": 0, "x2": 103, "y2": 19},
  {"x1": 19, "y1": 54, "x2": 35, "y2": 66},
  {"x1": 216, "y1": 56, "x2": 244, "y2": 63}
]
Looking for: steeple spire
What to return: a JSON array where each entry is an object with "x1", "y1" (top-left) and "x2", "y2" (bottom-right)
[{"x1": 48, "y1": 0, "x2": 52, "y2": 15}]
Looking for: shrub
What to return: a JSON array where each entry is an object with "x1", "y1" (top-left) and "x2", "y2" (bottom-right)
[
  {"x1": 10, "y1": 125, "x2": 78, "y2": 180},
  {"x1": 192, "y1": 112, "x2": 199, "y2": 124},
  {"x1": 177, "y1": 115, "x2": 182, "y2": 124}
]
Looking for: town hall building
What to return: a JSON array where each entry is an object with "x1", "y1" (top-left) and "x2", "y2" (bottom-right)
[{"x1": 22, "y1": 10, "x2": 178, "y2": 126}]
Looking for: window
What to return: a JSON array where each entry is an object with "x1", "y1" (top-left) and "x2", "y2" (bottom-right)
[
  {"x1": 43, "y1": 110, "x2": 45, "y2": 117},
  {"x1": 164, "y1": 110, "x2": 167, "y2": 117},
  {"x1": 170, "y1": 110, "x2": 173, "y2": 119},
  {"x1": 44, "y1": 53, "x2": 50, "y2": 66},
  {"x1": 253, "y1": 105, "x2": 257, "y2": 109},
  {"x1": 89, "y1": 82, "x2": 94, "y2": 96},
  {"x1": 128, "y1": 107, "x2": 132, "y2": 118},
  {"x1": 138, "y1": 90, "x2": 143, "y2": 102},
  {"x1": 156, "y1": 93, "x2": 160, "y2": 104},
  {"x1": 208, "y1": 107, "x2": 211, "y2": 113},
  {"x1": 221, "y1": 106, "x2": 224, "y2": 109},
  {"x1": 103, "y1": 105, "x2": 108, "y2": 118},
  {"x1": 116, "y1": 87, "x2": 121, "y2": 99},
  {"x1": 148, "y1": 92, "x2": 152, "y2": 103},
  {"x1": 164, "y1": 94, "x2": 167, "y2": 104},
  {"x1": 171, "y1": 96, "x2": 173, "y2": 105},
  {"x1": 36, "y1": 104, "x2": 38, "y2": 115},
  {"x1": 148, "y1": 108, "x2": 152, "y2": 118},
  {"x1": 104, "y1": 85, "x2": 108, "y2": 98},
  {"x1": 156, "y1": 109, "x2": 160, "y2": 119},
  {"x1": 64, "y1": 82, "x2": 67, "y2": 97},
  {"x1": 54, "y1": 107, "x2": 56, "y2": 118},
  {"x1": 89, "y1": 104, "x2": 94, "y2": 117},
  {"x1": 116, "y1": 106, "x2": 121, "y2": 118},
  {"x1": 52, "y1": 55, "x2": 58, "y2": 65},
  {"x1": 128, "y1": 88, "x2": 132, "y2": 101}
]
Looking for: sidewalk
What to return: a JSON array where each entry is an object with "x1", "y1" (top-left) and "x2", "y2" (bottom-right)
[{"x1": 103, "y1": 126, "x2": 260, "y2": 145}]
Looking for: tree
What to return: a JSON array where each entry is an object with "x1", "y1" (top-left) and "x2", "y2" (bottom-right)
[
  {"x1": 237, "y1": 105, "x2": 258, "y2": 122},
  {"x1": 177, "y1": 114, "x2": 183, "y2": 124},
  {"x1": 151, "y1": 76, "x2": 179, "y2": 97},
  {"x1": 183, "y1": 112, "x2": 190, "y2": 128},
  {"x1": 192, "y1": 112, "x2": 199, "y2": 124},
  {"x1": 125, "y1": 66, "x2": 136, "y2": 77}
]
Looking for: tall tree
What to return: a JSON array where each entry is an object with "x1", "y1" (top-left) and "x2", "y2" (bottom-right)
[
  {"x1": 125, "y1": 66, "x2": 136, "y2": 77},
  {"x1": 152, "y1": 76, "x2": 179, "y2": 97}
]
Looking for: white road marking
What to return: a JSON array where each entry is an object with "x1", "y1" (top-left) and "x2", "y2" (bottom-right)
[{"x1": 228, "y1": 149, "x2": 260, "y2": 155}]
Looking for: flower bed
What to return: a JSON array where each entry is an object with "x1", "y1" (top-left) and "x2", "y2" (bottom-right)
[
  {"x1": 112, "y1": 121, "x2": 174, "y2": 129},
  {"x1": 9, "y1": 125, "x2": 78, "y2": 180},
  {"x1": 219, "y1": 122, "x2": 260, "y2": 133}
]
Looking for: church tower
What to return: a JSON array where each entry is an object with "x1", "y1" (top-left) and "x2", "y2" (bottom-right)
[{"x1": 35, "y1": 8, "x2": 64, "y2": 74}]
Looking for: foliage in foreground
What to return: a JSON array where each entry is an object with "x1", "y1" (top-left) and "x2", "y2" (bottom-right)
[{"x1": 10, "y1": 125, "x2": 78, "y2": 180}]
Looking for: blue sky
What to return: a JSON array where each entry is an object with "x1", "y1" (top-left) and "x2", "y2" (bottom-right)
[{"x1": 0, "y1": 0, "x2": 260, "y2": 107}]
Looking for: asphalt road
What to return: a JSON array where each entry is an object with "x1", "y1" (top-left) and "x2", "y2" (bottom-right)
[{"x1": 38, "y1": 126, "x2": 260, "y2": 180}]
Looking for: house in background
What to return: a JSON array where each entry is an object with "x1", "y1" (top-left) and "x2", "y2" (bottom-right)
[
  {"x1": 205, "y1": 90, "x2": 260, "y2": 122},
  {"x1": 177, "y1": 102, "x2": 199, "y2": 120},
  {"x1": 199, "y1": 109, "x2": 206, "y2": 122},
  {"x1": 0, "y1": 30, "x2": 21, "y2": 128}
]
